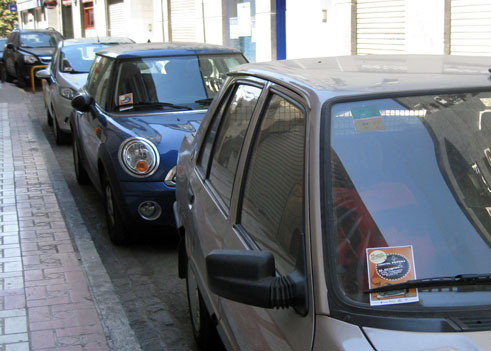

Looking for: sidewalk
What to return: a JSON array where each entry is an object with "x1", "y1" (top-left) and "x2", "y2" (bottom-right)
[{"x1": 0, "y1": 85, "x2": 141, "y2": 350}]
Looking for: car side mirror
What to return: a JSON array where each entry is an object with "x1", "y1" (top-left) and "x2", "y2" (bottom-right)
[
  {"x1": 36, "y1": 68, "x2": 51, "y2": 80},
  {"x1": 206, "y1": 249, "x2": 308, "y2": 315},
  {"x1": 72, "y1": 94, "x2": 94, "y2": 113},
  {"x1": 6, "y1": 43, "x2": 14, "y2": 50}
]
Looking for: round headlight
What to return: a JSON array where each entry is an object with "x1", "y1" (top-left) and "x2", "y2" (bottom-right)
[{"x1": 119, "y1": 137, "x2": 160, "y2": 177}]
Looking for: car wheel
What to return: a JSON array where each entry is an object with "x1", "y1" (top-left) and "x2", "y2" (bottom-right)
[
  {"x1": 2, "y1": 65, "x2": 14, "y2": 83},
  {"x1": 0, "y1": 64, "x2": 7, "y2": 82},
  {"x1": 186, "y1": 260, "x2": 223, "y2": 350},
  {"x1": 72, "y1": 134, "x2": 89, "y2": 185},
  {"x1": 102, "y1": 173, "x2": 131, "y2": 245},
  {"x1": 15, "y1": 66, "x2": 26, "y2": 88},
  {"x1": 46, "y1": 108, "x2": 53, "y2": 126},
  {"x1": 52, "y1": 111, "x2": 70, "y2": 145}
]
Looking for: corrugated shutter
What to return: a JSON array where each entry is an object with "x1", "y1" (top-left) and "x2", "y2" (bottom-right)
[
  {"x1": 109, "y1": 0, "x2": 127, "y2": 38},
  {"x1": 450, "y1": 0, "x2": 491, "y2": 56},
  {"x1": 356, "y1": 0, "x2": 406, "y2": 55},
  {"x1": 170, "y1": 0, "x2": 197, "y2": 42}
]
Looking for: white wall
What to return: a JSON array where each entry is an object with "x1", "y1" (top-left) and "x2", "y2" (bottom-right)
[
  {"x1": 151, "y1": 0, "x2": 169, "y2": 42},
  {"x1": 286, "y1": 0, "x2": 353, "y2": 59},
  {"x1": 405, "y1": 0, "x2": 445, "y2": 54},
  {"x1": 254, "y1": 0, "x2": 273, "y2": 62},
  {"x1": 201, "y1": 0, "x2": 223, "y2": 45},
  {"x1": 129, "y1": 0, "x2": 154, "y2": 43}
]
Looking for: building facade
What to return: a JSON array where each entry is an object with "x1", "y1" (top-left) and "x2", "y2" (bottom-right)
[{"x1": 15, "y1": 0, "x2": 491, "y2": 62}]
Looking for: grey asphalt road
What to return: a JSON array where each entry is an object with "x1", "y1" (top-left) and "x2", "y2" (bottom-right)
[{"x1": 6, "y1": 81, "x2": 198, "y2": 351}]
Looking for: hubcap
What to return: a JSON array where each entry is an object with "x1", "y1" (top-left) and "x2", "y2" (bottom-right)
[{"x1": 187, "y1": 264, "x2": 201, "y2": 333}]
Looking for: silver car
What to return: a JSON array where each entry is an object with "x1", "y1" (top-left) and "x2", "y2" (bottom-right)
[
  {"x1": 36, "y1": 37, "x2": 134, "y2": 144},
  {"x1": 175, "y1": 55, "x2": 491, "y2": 350}
]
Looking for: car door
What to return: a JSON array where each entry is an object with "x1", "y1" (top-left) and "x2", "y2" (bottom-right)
[
  {"x1": 4, "y1": 32, "x2": 17, "y2": 76},
  {"x1": 78, "y1": 56, "x2": 114, "y2": 178},
  {"x1": 190, "y1": 79, "x2": 314, "y2": 350},
  {"x1": 46, "y1": 47, "x2": 60, "y2": 113}
]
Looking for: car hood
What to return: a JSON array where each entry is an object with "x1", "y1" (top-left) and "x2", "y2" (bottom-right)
[
  {"x1": 59, "y1": 72, "x2": 89, "y2": 90},
  {"x1": 19, "y1": 47, "x2": 55, "y2": 57},
  {"x1": 363, "y1": 327, "x2": 491, "y2": 351},
  {"x1": 115, "y1": 110, "x2": 205, "y2": 156}
]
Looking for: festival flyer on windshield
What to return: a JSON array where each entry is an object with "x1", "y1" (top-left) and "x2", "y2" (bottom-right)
[{"x1": 366, "y1": 246, "x2": 419, "y2": 306}]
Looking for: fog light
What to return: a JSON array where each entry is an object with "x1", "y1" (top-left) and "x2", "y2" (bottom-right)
[{"x1": 138, "y1": 201, "x2": 162, "y2": 221}]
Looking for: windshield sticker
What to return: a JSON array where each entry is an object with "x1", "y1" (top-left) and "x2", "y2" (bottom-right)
[
  {"x1": 366, "y1": 246, "x2": 419, "y2": 306},
  {"x1": 351, "y1": 106, "x2": 386, "y2": 133},
  {"x1": 119, "y1": 93, "x2": 134, "y2": 111}
]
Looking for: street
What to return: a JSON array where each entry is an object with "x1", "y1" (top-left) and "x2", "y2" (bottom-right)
[{"x1": 1, "y1": 80, "x2": 197, "y2": 351}]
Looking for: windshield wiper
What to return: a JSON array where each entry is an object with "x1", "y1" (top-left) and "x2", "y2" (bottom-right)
[
  {"x1": 365, "y1": 273, "x2": 491, "y2": 293},
  {"x1": 115, "y1": 102, "x2": 192, "y2": 111},
  {"x1": 195, "y1": 98, "x2": 214, "y2": 106}
]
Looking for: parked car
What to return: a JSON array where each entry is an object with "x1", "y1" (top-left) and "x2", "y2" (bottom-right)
[
  {"x1": 70, "y1": 42, "x2": 247, "y2": 245},
  {"x1": 36, "y1": 37, "x2": 134, "y2": 144},
  {"x1": 174, "y1": 55, "x2": 491, "y2": 350},
  {"x1": 0, "y1": 37, "x2": 7, "y2": 82},
  {"x1": 2, "y1": 28, "x2": 63, "y2": 87}
]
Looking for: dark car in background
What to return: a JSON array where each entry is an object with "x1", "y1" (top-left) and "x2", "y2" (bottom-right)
[
  {"x1": 0, "y1": 37, "x2": 7, "y2": 82},
  {"x1": 36, "y1": 37, "x2": 134, "y2": 144},
  {"x1": 2, "y1": 28, "x2": 63, "y2": 87},
  {"x1": 70, "y1": 42, "x2": 247, "y2": 245}
]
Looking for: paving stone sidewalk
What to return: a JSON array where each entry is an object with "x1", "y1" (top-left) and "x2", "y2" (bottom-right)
[{"x1": 0, "y1": 90, "x2": 141, "y2": 350}]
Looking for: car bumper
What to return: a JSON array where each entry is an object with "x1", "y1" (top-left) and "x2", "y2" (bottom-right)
[
  {"x1": 54, "y1": 97, "x2": 74, "y2": 133},
  {"x1": 118, "y1": 180, "x2": 177, "y2": 228},
  {"x1": 19, "y1": 63, "x2": 47, "y2": 81}
]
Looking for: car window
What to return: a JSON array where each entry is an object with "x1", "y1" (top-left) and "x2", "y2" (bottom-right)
[
  {"x1": 87, "y1": 56, "x2": 113, "y2": 107},
  {"x1": 19, "y1": 32, "x2": 61, "y2": 48},
  {"x1": 60, "y1": 44, "x2": 107, "y2": 73},
  {"x1": 207, "y1": 84, "x2": 262, "y2": 208},
  {"x1": 111, "y1": 54, "x2": 246, "y2": 111},
  {"x1": 239, "y1": 93, "x2": 306, "y2": 274}
]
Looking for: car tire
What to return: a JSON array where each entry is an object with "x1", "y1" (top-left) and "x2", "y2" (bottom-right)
[
  {"x1": 53, "y1": 111, "x2": 70, "y2": 145},
  {"x1": 186, "y1": 260, "x2": 223, "y2": 351},
  {"x1": 15, "y1": 65, "x2": 26, "y2": 88},
  {"x1": 102, "y1": 173, "x2": 131, "y2": 245},
  {"x1": 46, "y1": 108, "x2": 53, "y2": 126},
  {"x1": 0, "y1": 64, "x2": 7, "y2": 82},
  {"x1": 1, "y1": 64, "x2": 14, "y2": 83},
  {"x1": 72, "y1": 134, "x2": 89, "y2": 185}
]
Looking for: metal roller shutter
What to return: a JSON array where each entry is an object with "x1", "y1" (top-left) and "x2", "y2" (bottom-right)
[
  {"x1": 170, "y1": 0, "x2": 197, "y2": 42},
  {"x1": 356, "y1": 0, "x2": 406, "y2": 55},
  {"x1": 450, "y1": 0, "x2": 491, "y2": 56},
  {"x1": 109, "y1": 0, "x2": 127, "y2": 38}
]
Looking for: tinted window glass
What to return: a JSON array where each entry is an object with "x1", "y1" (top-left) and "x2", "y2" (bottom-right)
[
  {"x1": 208, "y1": 84, "x2": 262, "y2": 207},
  {"x1": 111, "y1": 54, "x2": 246, "y2": 112},
  {"x1": 240, "y1": 94, "x2": 305, "y2": 273},
  {"x1": 87, "y1": 56, "x2": 113, "y2": 106},
  {"x1": 60, "y1": 44, "x2": 108, "y2": 73},
  {"x1": 329, "y1": 93, "x2": 491, "y2": 308},
  {"x1": 19, "y1": 32, "x2": 61, "y2": 48}
]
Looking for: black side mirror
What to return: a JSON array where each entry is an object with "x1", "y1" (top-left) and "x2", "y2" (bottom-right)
[
  {"x1": 72, "y1": 94, "x2": 94, "y2": 113},
  {"x1": 206, "y1": 249, "x2": 307, "y2": 315},
  {"x1": 6, "y1": 43, "x2": 14, "y2": 50}
]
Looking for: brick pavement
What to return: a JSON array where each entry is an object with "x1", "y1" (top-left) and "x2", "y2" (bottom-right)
[{"x1": 0, "y1": 87, "x2": 141, "y2": 350}]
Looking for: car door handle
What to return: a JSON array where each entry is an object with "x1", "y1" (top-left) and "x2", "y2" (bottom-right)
[{"x1": 187, "y1": 187, "x2": 195, "y2": 205}]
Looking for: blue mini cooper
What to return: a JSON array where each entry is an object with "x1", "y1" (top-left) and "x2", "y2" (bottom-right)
[{"x1": 70, "y1": 42, "x2": 246, "y2": 244}]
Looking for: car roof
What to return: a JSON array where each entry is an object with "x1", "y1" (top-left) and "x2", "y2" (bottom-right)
[
  {"x1": 96, "y1": 42, "x2": 243, "y2": 59},
  {"x1": 60, "y1": 37, "x2": 134, "y2": 48},
  {"x1": 15, "y1": 28, "x2": 60, "y2": 34},
  {"x1": 231, "y1": 55, "x2": 491, "y2": 98}
]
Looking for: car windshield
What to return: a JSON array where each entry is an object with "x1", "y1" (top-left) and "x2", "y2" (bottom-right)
[
  {"x1": 60, "y1": 44, "x2": 108, "y2": 73},
  {"x1": 112, "y1": 54, "x2": 247, "y2": 111},
  {"x1": 20, "y1": 32, "x2": 62, "y2": 48},
  {"x1": 327, "y1": 92, "x2": 491, "y2": 309}
]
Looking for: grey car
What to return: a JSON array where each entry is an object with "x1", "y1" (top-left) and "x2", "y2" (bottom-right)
[
  {"x1": 174, "y1": 55, "x2": 491, "y2": 350},
  {"x1": 36, "y1": 37, "x2": 134, "y2": 144}
]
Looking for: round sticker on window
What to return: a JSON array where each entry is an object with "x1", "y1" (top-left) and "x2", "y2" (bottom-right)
[
  {"x1": 375, "y1": 254, "x2": 410, "y2": 281},
  {"x1": 369, "y1": 250, "x2": 387, "y2": 264}
]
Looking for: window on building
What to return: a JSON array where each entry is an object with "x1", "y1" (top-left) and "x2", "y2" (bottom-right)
[{"x1": 83, "y1": 2, "x2": 94, "y2": 29}]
